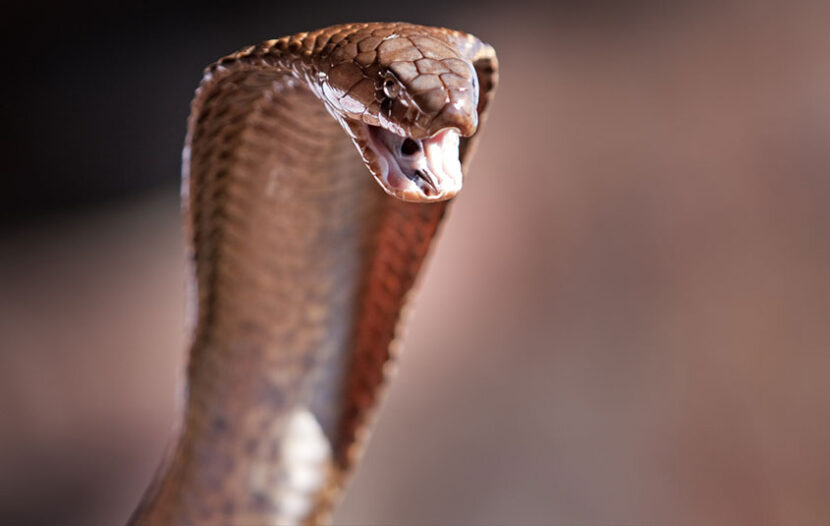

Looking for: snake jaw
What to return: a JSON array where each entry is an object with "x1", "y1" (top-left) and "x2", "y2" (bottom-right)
[{"x1": 364, "y1": 124, "x2": 462, "y2": 202}]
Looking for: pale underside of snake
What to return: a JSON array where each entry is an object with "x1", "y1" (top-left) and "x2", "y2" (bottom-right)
[{"x1": 128, "y1": 22, "x2": 498, "y2": 525}]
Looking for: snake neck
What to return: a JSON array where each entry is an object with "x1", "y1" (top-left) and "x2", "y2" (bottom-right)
[{"x1": 131, "y1": 65, "x2": 388, "y2": 525}]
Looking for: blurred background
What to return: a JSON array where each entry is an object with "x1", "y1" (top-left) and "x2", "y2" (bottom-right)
[{"x1": 2, "y1": 0, "x2": 830, "y2": 524}]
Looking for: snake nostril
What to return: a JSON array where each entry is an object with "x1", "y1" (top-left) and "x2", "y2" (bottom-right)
[{"x1": 400, "y1": 138, "x2": 420, "y2": 155}]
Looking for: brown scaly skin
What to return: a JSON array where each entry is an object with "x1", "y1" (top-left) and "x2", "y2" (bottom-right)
[{"x1": 129, "y1": 22, "x2": 498, "y2": 525}]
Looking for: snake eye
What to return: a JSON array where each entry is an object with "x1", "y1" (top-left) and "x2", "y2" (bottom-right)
[{"x1": 382, "y1": 78, "x2": 398, "y2": 99}]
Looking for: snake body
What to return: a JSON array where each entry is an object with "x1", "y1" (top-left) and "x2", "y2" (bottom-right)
[{"x1": 129, "y1": 22, "x2": 497, "y2": 525}]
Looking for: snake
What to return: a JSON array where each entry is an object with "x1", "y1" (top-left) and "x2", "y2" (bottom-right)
[{"x1": 128, "y1": 22, "x2": 498, "y2": 525}]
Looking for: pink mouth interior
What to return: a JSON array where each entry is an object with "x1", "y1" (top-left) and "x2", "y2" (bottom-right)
[{"x1": 365, "y1": 125, "x2": 463, "y2": 201}]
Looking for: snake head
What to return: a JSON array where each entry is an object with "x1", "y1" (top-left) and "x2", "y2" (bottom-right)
[{"x1": 317, "y1": 25, "x2": 481, "y2": 202}]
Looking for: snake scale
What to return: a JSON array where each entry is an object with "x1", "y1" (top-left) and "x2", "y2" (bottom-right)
[{"x1": 128, "y1": 22, "x2": 498, "y2": 525}]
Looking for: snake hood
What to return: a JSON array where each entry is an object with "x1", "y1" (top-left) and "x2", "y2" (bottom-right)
[{"x1": 308, "y1": 23, "x2": 484, "y2": 202}]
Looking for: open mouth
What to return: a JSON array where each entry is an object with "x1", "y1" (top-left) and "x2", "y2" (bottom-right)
[{"x1": 365, "y1": 124, "x2": 463, "y2": 202}]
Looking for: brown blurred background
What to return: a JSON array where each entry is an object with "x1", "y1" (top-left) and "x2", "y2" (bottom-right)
[{"x1": 2, "y1": 1, "x2": 830, "y2": 524}]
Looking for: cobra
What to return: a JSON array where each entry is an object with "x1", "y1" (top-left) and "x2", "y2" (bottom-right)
[{"x1": 129, "y1": 22, "x2": 498, "y2": 525}]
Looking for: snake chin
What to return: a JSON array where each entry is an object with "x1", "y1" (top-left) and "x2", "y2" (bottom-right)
[{"x1": 364, "y1": 123, "x2": 462, "y2": 203}]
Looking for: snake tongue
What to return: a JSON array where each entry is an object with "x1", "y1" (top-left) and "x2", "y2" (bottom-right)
[
  {"x1": 414, "y1": 169, "x2": 438, "y2": 193},
  {"x1": 366, "y1": 125, "x2": 462, "y2": 202}
]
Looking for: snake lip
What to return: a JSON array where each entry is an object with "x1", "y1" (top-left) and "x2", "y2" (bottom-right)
[{"x1": 364, "y1": 123, "x2": 462, "y2": 203}]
